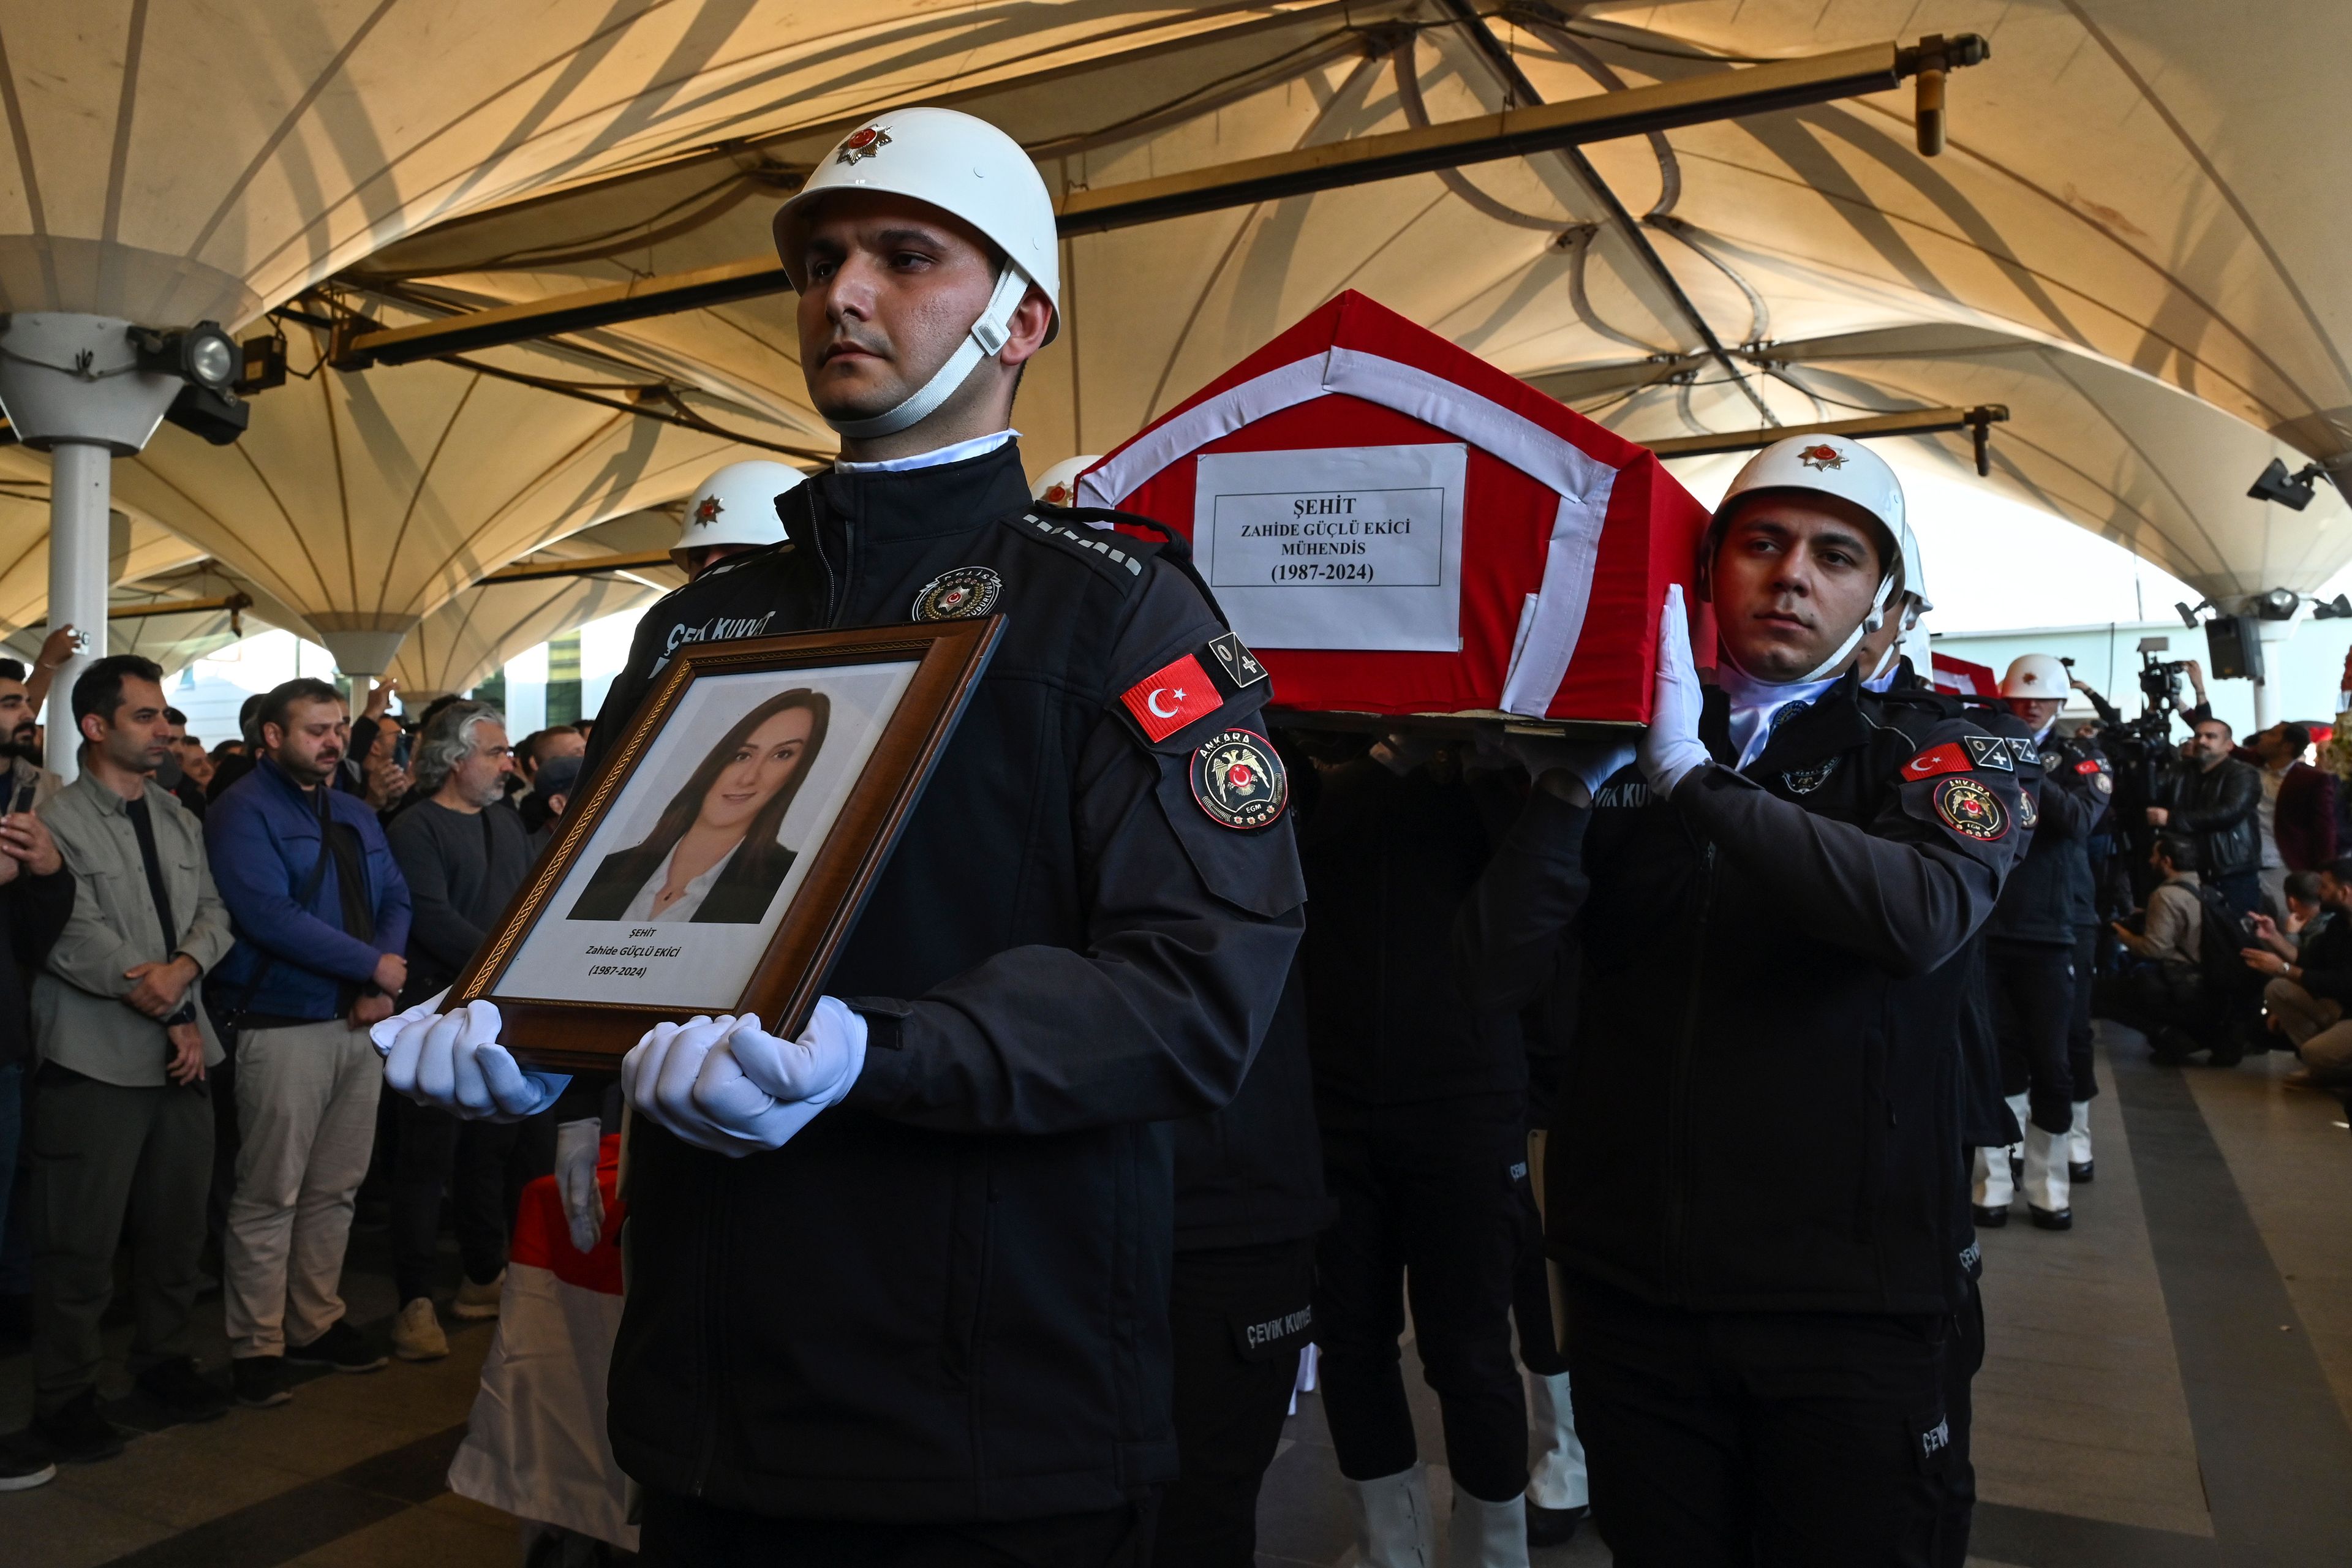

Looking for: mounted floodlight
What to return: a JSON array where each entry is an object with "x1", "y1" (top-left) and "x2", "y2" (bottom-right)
[
  {"x1": 129, "y1": 320, "x2": 239, "y2": 393},
  {"x1": 2248, "y1": 457, "x2": 2328, "y2": 511},
  {"x1": 2313, "y1": 594, "x2": 2352, "y2": 621},
  {"x1": 161, "y1": 382, "x2": 248, "y2": 447},
  {"x1": 2176, "y1": 600, "x2": 2203, "y2": 628},
  {"x1": 2254, "y1": 587, "x2": 2301, "y2": 621}
]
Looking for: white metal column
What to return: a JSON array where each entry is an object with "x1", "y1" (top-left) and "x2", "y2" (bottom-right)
[{"x1": 43, "y1": 442, "x2": 110, "y2": 782}]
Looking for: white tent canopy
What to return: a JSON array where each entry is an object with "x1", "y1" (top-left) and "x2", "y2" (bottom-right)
[{"x1": 340, "y1": 0, "x2": 2352, "y2": 603}]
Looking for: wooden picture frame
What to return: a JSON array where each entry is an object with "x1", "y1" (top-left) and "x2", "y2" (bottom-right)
[{"x1": 448, "y1": 617, "x2": 1002, "y2": 1070}]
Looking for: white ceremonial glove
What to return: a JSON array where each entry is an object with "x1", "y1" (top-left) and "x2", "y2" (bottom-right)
[
  {"x1": 1637, "y1": 584, "x2": 1712, "y2": 798},
  {"x1": 373, "y1": 993, "x2": 572, "y2": 1123},
  {"x1": 619, "y1": 998, "x2": 869, "y2": 1158},
  {"x1": 554, "y1": 1117, "x2": 606, "y2": 1254}
]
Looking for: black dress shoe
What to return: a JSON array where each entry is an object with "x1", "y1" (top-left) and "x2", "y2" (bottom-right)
[
  {"x1": 135, "y1": 1356, "x2": 228, "y2": 1423},
  {"x1": 2029, "y1": 1205, "x2": 2073, "y2": 1231},
  {"x1": 285, "y1": 1319, "x2": 388, "y2": 1374},
  {"x1": 1972, "y1": 1203, "x2": 2009, "y2": 1227},
  {"x1": 1527, "y1": 1501, "x2": 1588, "y2": 1548},
  {"x1": 2070, "y1": 1159, "x2": 2095, "y2": 1183},
  {"x1": 231, "y1": 1355, "x2": 293, "y2": 1408},
  {"x1": 34, "y1": 1389, "x2": 123, "y2": 1463}
]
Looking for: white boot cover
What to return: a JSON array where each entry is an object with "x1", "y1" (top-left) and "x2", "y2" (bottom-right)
[
  {"x1": 1525, "y1": 1371, "x2": 1589, "y2": 1511},
  {"x1": 1972, "y1": 1143, "x2": 2013, "y2": 1210},
  {"x1": 1347, "y1": 1462, "x2": 1438, "y2": 1568},
  {"x1": 2068, "y1": 1099, "x2": 2093, "y2": 1167},
  {"x1": 2022, "y1": 1121, "x2": 2071, "y2": 1215},
  {"x1": 1446, "y1": 1485, "x2": 1531, "y2": 1568}
]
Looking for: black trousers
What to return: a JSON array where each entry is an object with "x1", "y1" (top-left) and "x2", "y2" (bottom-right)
[
  {"x1": 390, "y1": 1096, "x2": 527, "y2": 1303},
  {"x1": 1316, "y1": 1115, "x2": 1528, "y2": 1503},
  {"x1": 1986, "y1": 939, "x2": 2073, "y2": 1134},
  {"x1": 637, "y1": 1491, "x2": 1156, "y2": 1568},
  {"x1": 2068, "y1": 925, "x2": 2098, "y2": 1104},
  {"x1": 1934, "y1": 1278, "x2": 1986, "y2": 1568},
  {"x1": 1565, "y1": 1279, "x2": 1953, "y2": 1568},
  {"x1": 1155, "y1": 1238, "x2": 1316, "y2": 1567}
]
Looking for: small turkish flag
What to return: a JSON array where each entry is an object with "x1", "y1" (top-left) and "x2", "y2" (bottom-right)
[
  {"x1": 1121, "y1": 654, "x2": 1221, "y2": 742},
  {"x1": 1901, "y1": 741, "x2": 1974, "y2": 782}
]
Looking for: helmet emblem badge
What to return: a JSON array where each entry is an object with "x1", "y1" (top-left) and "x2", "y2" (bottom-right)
[
  {"x1": 693, "y1": 496, "x2": 723, "y2": 527},
  {"x1": 838, "y1": 126, "x2": 892, "y2": 165},
  {"x1": 1797, "y1": 443, "x2": 1845, "y2": 470}
]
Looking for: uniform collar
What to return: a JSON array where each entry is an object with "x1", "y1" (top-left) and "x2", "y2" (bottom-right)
[
  {"x1": 831, "y1": 429, "x2": 1017, "y2": 474},
  {"x1": 798, "y1": 439, "x2": 1033, "y2": 550}
]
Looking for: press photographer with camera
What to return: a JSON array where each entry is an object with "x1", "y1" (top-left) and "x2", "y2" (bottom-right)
[{"x1": 2147, "y1": 717, "x2": 2264, "y2": 919}]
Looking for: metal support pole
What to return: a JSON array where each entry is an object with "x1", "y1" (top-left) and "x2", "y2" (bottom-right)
[{"x1": 45, "y1": 442, "x2": 110, "y2": 782}]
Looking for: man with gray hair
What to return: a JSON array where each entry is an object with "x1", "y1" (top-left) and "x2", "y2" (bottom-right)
[{"x1": 382, "y1": 701, "x2": 534, "y2": 1360}]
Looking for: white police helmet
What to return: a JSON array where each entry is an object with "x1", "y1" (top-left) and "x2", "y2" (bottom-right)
[
  {"x1": 1999, "y1": 654, "x2": 2070, "y2": 701},
  {"x1": 674, "y1": 459, "x2": 805, "y2": 567},
  {"x1": 773, "y1": 107, "x2": 1059, "y2": 440},
  {"x1": 1030, "y1": 454, "x2": 1102, "y2": 508}
]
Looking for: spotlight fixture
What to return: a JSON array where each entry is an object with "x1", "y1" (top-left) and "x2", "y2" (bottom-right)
[
  {"x1": 2314, "y1": 594, "x2": 2352, "y2": 621},
  {"x1": 2253, "y1": 586, "x2": 2302, "y2": 621},
  {"x1": 129, "y1": 320, "x2": 239, "y2": 393},
  {"x1": 2249, "y1": 457, "x2": 2329, "y2": 511},
  {"x1": 161, "y1": 382, "x2": 249, "y2": 447},
  {"x1": 2176, "y1": 600, "x2": 2203, "y2": 629}
]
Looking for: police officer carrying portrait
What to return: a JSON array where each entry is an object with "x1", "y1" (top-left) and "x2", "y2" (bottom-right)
[
  {"x1": 378, "y1": 107, "x2": 1305, "y2": 1568},
  {"x1": 1969, "y1": 654, "x2": 2108, "y2": 1231},
  {"x1": 1455, "y1": 433, "x2": 2027, "y2": 1566}
]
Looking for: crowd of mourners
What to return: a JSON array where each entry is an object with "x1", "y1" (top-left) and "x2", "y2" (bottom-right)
[
  {"x1": 2063, "y1": 658, "x2": 2352, "y2": 1081},
  {"x1": 0, "y1": 641, "x2": 589, "y2": 1482}
]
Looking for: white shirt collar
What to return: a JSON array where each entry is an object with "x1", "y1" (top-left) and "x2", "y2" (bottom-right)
[
  {"x1": 832, "y1": 429, "x2": 1017, "y2": 475},
  {"x1": 1716, "y1": 658, "x2": 1841, "y2": 772},
  {"x1": 624, "y1": 840, "x2": 744, "y2": 924}
]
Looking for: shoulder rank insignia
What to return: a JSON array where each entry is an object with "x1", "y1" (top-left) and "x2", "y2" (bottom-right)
[
  {"x1": 1962, "y1": 734, "x2": 2013, "y2": 772},
  {"x1": 1934, "y1": 775, "x2": 2009, "y2": 842},
  {"x1": 1191, "y1": 729, "x2": 1287, "y2": 829},
  {"x1": 1206, "y1": 631, "x2": 1267, "y2": 690}
]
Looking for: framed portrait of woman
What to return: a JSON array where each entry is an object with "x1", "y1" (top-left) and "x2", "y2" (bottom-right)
[{"x1": 448, "y1": 618, "x2": 1001, "y2": 1068}]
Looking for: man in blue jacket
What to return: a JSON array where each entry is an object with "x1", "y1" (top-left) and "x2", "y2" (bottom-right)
[{"x1": 206, "y1": 677, "x2": 412, "y2": 1409}]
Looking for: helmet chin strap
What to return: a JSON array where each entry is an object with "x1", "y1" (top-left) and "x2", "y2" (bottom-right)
[
  {"x1": 827, "y1": 266, "x2": 1035, "y2": 440},
  {"x1": 1798, "y1": 570, "x2": 1898, "y2": 683}
]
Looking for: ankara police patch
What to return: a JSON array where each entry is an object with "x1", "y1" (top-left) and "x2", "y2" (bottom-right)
[
  {"x1": 1934, "y1": 775, "x2": 2009, "y2": 842},
  {"x1": 911, "y1": 566, "x2": 1002, "y2": 621},
  {"x1": 1191, "y1": 729, "x2": 1288, "y2": 830},
  {"x1": 1962, "y1": 734, "x2": 2014, "y2": 772}
]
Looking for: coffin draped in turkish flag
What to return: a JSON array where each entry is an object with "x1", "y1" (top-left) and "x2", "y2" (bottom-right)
[{"x1": 1078, "y1": 290, "x2": 1708, "y2": 725}]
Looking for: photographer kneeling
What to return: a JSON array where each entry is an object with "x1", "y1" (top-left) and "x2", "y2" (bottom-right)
[
  {"x1": 2238, "y1": 856, "x2": 2352, "y2": 1089},
  {"x1": 2111, "y1": 835, "x2": 2261, "y2": 1063}
]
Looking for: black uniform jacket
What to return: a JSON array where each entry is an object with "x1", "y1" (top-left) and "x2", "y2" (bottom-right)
[
  {"x1": 1298, "y1": 755, "x2": 1526, "y2": 1121},
  {"x1": 1455, "y1": 673, "x2": 2025, "y2": 1316},
  {"x1": 585, "y1": 444, "x2": 1306, "y2": 1522},
  {"x1": 1983, "y1": 716, "x2": 2105, "y2": 946}
]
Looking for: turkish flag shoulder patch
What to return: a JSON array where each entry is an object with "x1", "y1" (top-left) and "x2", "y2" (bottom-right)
[
  {"x1": 1121, "y1": 654, "x2": 1222, "y2": 742},
  {"x1": 1900, "y1": 741, "x2": 1975, "y2": 782}
]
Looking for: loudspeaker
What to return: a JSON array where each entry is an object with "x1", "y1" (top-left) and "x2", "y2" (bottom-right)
[{"x1": 2204, "y1": 614, "x2": 2264, "y2": 683}]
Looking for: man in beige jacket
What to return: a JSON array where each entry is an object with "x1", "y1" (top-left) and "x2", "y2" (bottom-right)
[{"x1": 24, "y1": 655, "x2": 235, "y2": 1464}]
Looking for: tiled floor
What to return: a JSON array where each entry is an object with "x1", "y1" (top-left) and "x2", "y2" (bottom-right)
[{"x1": 5, "y1": 1021, "x2": 2351, "y2": 1566}]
